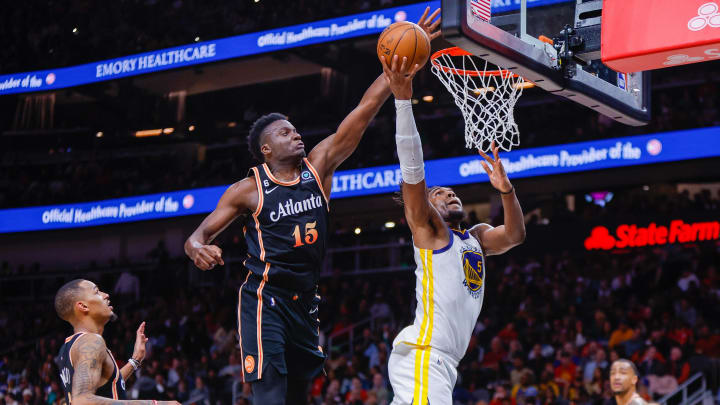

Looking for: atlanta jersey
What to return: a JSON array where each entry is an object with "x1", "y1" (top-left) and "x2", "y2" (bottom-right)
[
  {"x1": 57, "y1": 333, "x2": 126, "y2": 404},
  {"x1": 243, "y1": 158, "x2": 329, "y2": 291}
]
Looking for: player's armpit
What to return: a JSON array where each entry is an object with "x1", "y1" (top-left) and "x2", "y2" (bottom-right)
[{"x1": 401, "y1": 181, "x2": 449, "y2": 250}]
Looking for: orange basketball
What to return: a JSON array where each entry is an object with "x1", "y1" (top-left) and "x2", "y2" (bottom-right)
[{"x1": 377, "y1": 22, "x2": 431, "y2": 72}]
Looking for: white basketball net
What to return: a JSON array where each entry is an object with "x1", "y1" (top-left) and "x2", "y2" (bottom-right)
[{"x1": 431, "y1": 48, "x2": 526, "y2": 152}]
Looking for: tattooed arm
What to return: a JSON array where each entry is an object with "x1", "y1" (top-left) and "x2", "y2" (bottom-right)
[{"x1": 70, "y1": 334, "x2": 177, "y2": 405}]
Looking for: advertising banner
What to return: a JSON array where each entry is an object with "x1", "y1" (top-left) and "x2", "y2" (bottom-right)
[{"x1": 0, "y1": 126, "x2": 717, "y2": 233}]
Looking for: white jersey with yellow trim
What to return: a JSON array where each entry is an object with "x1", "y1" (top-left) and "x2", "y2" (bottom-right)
[{"x1": 393, "y1": 227, "x2": 486, "y2": 364}]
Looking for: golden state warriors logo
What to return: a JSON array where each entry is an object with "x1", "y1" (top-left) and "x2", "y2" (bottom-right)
[{"x1": 462, "y1": 248, "x2": 484, "y2": 299}]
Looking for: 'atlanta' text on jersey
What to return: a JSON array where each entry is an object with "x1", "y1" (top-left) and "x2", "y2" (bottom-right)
[
  {"x1": 243, "y1": 158, "x2": 329, "y2": 291},
  {"x1": 269, "y1": 194, "x2": 323, "y2": 222}
]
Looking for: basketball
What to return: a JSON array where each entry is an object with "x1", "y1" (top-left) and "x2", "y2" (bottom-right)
[{"x1": 377, "y1": 21, "x2": 431, "y2": 72}]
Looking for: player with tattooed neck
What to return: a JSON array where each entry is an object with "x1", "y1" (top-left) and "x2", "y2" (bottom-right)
[{"x1": 54, "y1": 279, "x2": 179, "y2": 405}]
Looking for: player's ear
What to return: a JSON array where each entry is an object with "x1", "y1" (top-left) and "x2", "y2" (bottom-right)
[
  {"x1": 260, "y1": 143, "x2": 271, "y2": 158},
  {"x1": 75, "y1": 300, "x2": 89, "y2": 315},
  {"x1": 631, "y1": 374, "x2": 638, "y2": 386}
]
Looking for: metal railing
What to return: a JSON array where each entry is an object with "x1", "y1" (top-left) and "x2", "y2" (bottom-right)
[{"x1": 658, "y1": 372, "x2": 713, "y2": 405}]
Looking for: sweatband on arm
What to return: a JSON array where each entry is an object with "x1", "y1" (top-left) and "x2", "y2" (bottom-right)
[{"x1": 395, "y1": 99, "x2": 425, "y2": 184}]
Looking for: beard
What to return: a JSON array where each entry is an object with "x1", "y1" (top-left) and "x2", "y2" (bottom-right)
[
  {"x1": 612, "y1": 387, "x2": 629, "y2": 396},
  {"x1": 445, "y1": 208, "x2": 465, "y2": 222}
]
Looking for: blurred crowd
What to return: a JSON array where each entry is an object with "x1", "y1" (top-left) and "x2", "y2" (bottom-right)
[
  {"x1": 0, "y1": 0, "x2": 416, "y2": 75},
  {"x1": 2, "y1": 217, "x2": 720, "y2": 404}
]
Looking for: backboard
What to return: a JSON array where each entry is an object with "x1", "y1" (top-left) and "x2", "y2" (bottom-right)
[{"x1": 441, "y1": 0, "x2": 651, "y2": 126}]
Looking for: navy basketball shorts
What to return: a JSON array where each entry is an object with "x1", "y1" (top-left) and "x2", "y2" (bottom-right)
[{"x1": 237, "y1": 272, "x2": 326, "y2": 382}]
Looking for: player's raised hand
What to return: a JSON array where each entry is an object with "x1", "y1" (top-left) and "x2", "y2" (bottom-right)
[
  {"x1": 381, "y1": 55, "x2": 420, "y2": 99},
  {"x1": 132, "y1": 321, "x2": 148, "y2": 363},
  {"x1": 478, "y1": 141, "x2": 513, "y2": 194},
  {"x1": 191, "y1": 243, "x2": 224, "y2": 270},
  {"x1": 417, "y1": 6, "x2": 442, "y2": 40}
]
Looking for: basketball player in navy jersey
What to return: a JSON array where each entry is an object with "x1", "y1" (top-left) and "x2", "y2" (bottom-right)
[
  {"x1": 54, "y1": 279, "x2": 178, "y2": 405},
  {"x1": 184, "y1": 9, "x2": 441, "y2": 405}
]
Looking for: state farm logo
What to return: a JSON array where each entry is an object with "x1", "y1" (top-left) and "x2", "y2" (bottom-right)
[
  {"x1": 664, "y1": 54, "x2": 705, "y2": 66},
  {"x1": 688, "y1": 2, "x2": 720, "y2": 31},
  {"x1": 663, "y1": 48, "x2": 720, "y2": 66},
  {"x1": 585, "y1": 220, "x2": 720, "y2": 250}
]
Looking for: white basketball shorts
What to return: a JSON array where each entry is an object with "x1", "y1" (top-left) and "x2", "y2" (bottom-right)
[{"x1": 388, "y1": 343, "x2": 458, "y2": 405}]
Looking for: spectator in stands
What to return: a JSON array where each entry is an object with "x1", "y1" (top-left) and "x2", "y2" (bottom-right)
[{"x1": 609, "y1": 320, "x2": 634, "y2": 349}]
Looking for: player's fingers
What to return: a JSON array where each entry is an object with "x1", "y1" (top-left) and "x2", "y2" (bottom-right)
[
  {"x1": 480, "y1": 161, "x2": 492, "y2": 175},
  {"x1": 477, "y1": 148, "x2": 494, "y2": 164},
  {"x1": 391, "y1": 54, "x2": 399, "y2": 72},
  {"x1": 418, "y1": 6, "x2": 430, "y2": 26},
  {"x1": 199, "y1": 253, "x2": 218, "y2": 267},
  {"x1": 430, "y1": 28, "x2": 442, "y2": 41},
  {"x1": 209, "y1": 246, "x2": 224, "y2": 264},
  {"x1": 138, "y1": 321, "x2": 145, "y2": 334},
  {"x1": 399, "y1": 56, "x2": 408, "y2": 73},
  {"x1": 380, "y1": 55, "x2": 390, "y2": 73},
  {"x1": 195, "y1": 257, "x2": 211, "y2": 270},
  {"x1": 428, "y1": 8, "x2": 441, "y2": 25},
  {"x1": 430, "y1": 17, "x2": 442, "y2": 35},
  {"x1": 409, "y1": 64, "x2": 420, "y2": 77},
  {"x1": 492, "y1": 141, "x2": 500, "y2": 161}
]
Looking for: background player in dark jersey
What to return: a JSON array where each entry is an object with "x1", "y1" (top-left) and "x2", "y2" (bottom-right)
[
  {"x1": 184, "y1": 9, "x2": 441, "y2": 405},
  {"x1": 54, "y1": 279, "x2": 179, "y2": 405}
]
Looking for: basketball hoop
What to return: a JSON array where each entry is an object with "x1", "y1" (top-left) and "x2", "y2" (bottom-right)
[{"x1": 430, "y1": 47, "x2": 533, "y2": 152}]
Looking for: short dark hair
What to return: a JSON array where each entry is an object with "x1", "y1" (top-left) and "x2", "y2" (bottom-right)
[
  {"x1": 393, "y1": 183, "x2": 442, "y2": 206},
  {"x1": 247, "y1": 113, "x2": 287, "y2": 162},
  {"x1": 54, "y1": 279, "x2": 86, "y2": 321},
  {"x1": 612, "y1": 358, "x2": 640, "y2": 377}
]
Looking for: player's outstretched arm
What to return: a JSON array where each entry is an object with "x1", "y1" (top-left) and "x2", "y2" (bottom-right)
[
  {"x1": 184, "y1": 178, "x2": 257, "y2": 270},
  {"x1": 470, "y1": 143, "x2": 526, "y2": 255},
  {"x1": 307, "y1": 73, "x2": 392, "y2": 192},
  {"x1": 71, "y1": 334, "x2": 179, "y2": 405},
  {"x1": 308, "y1": 7, "x2": 442, "y2": 195},
  {"x1": 385, "y1": 55, "x2": 448, "y2": 250}
]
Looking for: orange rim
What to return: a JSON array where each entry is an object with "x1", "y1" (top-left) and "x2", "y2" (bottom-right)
[{"x1": 430, "y1": 47, "x2": 520, "y2": 78}]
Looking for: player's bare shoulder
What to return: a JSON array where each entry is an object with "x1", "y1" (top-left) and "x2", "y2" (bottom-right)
[
  {"x1": 226, "y1": 176, "x2": 260, "y2": 212},
  {"x1": 72, "y1": 333, "x2": 107, "y2": 361}
]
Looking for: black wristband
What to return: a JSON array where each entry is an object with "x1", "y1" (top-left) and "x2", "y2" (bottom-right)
[{"x1": 500, "y1": 185, "x2": 514, "y2": 195}]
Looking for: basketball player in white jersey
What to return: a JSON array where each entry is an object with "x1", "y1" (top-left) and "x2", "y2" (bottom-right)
[{"x1": 381, "y1": 54, "x2": 526, "y2": 405}]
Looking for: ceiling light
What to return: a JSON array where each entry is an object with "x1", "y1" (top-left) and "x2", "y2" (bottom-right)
[
  {"x1": 95, "y1": 131, "x2": 103, "y2": 138},
  {"x1": 194, "y1": 36, "x2": 200, "y2": 42},
  {"x1": 354, "y1": 227, "x2": 362, "y2": 235},
  {"x1": 188, "y1": 125, "x2": 195, "y2": 132},
  {"x1": 384, "y1": 221, "x2": 396, "y2": 229},
  {"x1": 473, "y1": 87, "x2": 496, "y2": 95},
  {"x1": 134, "y1": 129, "x2": 163, "y2": 138},
  {"x1": 422, "y1": 95, "x2": 433, "y2": 102}
]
